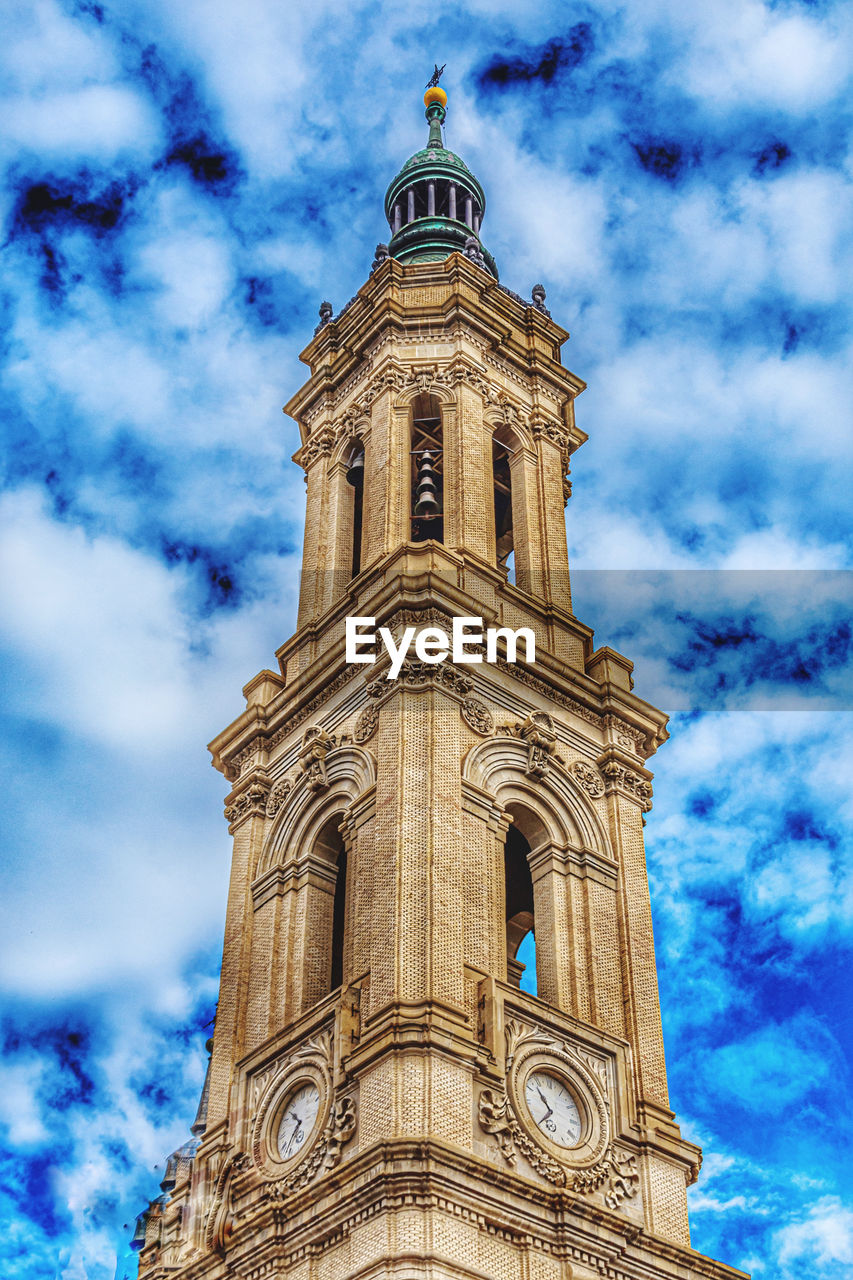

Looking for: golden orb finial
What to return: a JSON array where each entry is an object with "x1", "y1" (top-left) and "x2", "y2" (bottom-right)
[{"x1": 424, "y1": 85, "x2": 447, "y2": 109}]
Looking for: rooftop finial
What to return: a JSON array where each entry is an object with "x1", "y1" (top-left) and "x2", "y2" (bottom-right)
[
  {"x1": 424, "y1": 79, "x2": 447, "y2": 149},
  {"x1": 425, "y1": 63, "x2": 446, "y2": 89}
]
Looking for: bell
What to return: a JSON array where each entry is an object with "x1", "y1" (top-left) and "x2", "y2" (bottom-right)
[
  {"x1": 414, "y1": 451, "x2": 440, "y2": 516},
  {"x1": 346, "y1": 452, "x2": 364, "y2": 487}
]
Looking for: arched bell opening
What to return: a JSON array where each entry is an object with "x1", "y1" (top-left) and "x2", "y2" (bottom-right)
[
  {"x1": 314, "y1": 815, "x2": 348, "y2": 994},
  {"x1": 344, "y1": 441, "x2": 365, "y2": 578},
  {"x1": 411, "y1": 393, "x2": 443, "y2": 543},
  {"x1": 493, "y1": 428, "x2": 515, "y2": 569},
  {"x1": 504, "y1": 823, "x2": 537, "y2": 994}
]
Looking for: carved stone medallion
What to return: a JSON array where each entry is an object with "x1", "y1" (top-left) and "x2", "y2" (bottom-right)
[
  {"x1": 353, "y1": 702, "x2": 380, "y2": 744},
  {"x1": 569, "y1": 760, "x2": 605, "y2": 798},
  {"x1": 461, "y1": 696, "x2": 494, "y2": 736}
]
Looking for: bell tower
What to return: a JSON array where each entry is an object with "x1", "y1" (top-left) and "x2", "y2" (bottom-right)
[{"x1": 134, "y1": 85, "x2": 747, "y2": 1280}]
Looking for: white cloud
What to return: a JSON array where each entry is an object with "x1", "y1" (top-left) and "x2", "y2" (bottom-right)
[
  {"x1": 0, "y1": 84, "x2": 160, "y2": 159},
  {"x1": 776, "y1": 1196, "x2": 853, "y2": 1269},
  {"x1": 676, "y1": 2, "x2": 850, "y2": 112},
  {"x1": 0, "y1": 0, "x2": 121, "y2": 95}
]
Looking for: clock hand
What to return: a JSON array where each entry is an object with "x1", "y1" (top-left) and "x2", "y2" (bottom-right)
[
  {"x1": 283, "y1": 1115, "x2": 302, "y2": 1156},
  {"x1": 536, "y1": 1087, "x2": 553, "y2": 1120}
]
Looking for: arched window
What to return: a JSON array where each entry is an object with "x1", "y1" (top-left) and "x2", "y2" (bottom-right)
[
  {"x1": 345, "y1": 442, "x2": 365, "y2": 578},
  {"x1": 411, "y1": 393, "x2": 443, "y2": 543},
  {"x1": 493, "y1": 430, "x2": 514, "y2": 567},
  {"x1": 314, "y1": 815, "x2": 348, "y2": 994},
  {"x1": 504, "y1": 822, "x2": 536, "y2": 994}
]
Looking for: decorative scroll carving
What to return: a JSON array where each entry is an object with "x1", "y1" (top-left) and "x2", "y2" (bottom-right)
[
  {"x1": 569, "y1": 760, "x2": 605, "y2": 799},
  {"x1": 478, "y1": 1086, "x2": 564, "y2": 1184},
  {"x1": 461, "y1": 697, "x2": 494, "y2": 736},
  {"x1": 298, "y1": 726, "x2": 336, "y2": 793},
  {"x1": 600, "y1": 760, "x2": 653, "y2": 812},
  {"x1": 505, "y1": 1019, "x2": 554, "y2": 1069},
  {"x1": 224, "y1": 780, "x2": 270, "y2": 828},
  {"x1": 300, "y1": 425, "x2": 337, "y2": 467},
  {"x1": 531, "y1": 414, "x2": 569, "y2": 450},
  {"x1": 479, "y1": 1088, "x2": 520, "y2": 1165},
  {"x1": 396, "y1": 661, "x2": 474, "y2": 696},
  {"x1": 570, "y1": 1149, "x2": 640, "y2": 1209},
  {"x1": 204, "y1": 1151, "x2": 248, "y2": 1254},
  {"x1": 353, "y1": 702, "x2": 379, "y2": 744},
  {"x1": 265, "y1": 776, "x2": 294, "y2": 818},
  {"x1": 604, "y1": 714, "x2": 649, "y2": 757}
]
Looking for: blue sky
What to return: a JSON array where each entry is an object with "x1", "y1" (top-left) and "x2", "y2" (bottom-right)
[{"x1": 0, "y1": 1, "x2": 851, "y2": 1277}]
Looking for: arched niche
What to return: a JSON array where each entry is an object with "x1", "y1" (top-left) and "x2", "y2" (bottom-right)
[
  {"x1": 462, "y1": 734, "x2": 611, "y2": 859},
  {"x1": 462, "y1": 735, "x2": 616, "y2": 1013},
  {"x1": 484, "y1": 410, "x2": 539, "y2": 592},
  {"x1": 246, "y1": 745, "x2": 376, "y2": 1034},
  {"x1": 326, "y1": 426, "x2": 369, "y2": 589},
  {"x1": 259, "y1": 744, "x2": 376, "y2": 879},
  {"x1": 392, "y1": 379, "x2": 457, "y2": 548}
]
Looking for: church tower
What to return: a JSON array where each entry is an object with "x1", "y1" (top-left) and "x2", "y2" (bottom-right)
[{"x1": 134, "y1": 85, "x2": 747, "y2": 1280}]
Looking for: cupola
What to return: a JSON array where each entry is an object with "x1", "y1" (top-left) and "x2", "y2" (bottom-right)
[{"x1": 384, "y1": 85, "x2": 498, "y2": 278}]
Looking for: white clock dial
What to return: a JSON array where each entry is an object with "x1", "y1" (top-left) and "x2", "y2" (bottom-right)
[
  {"x1": 524, "y1": 1070, "x2": 582, "y2": 1148},
  {"x1": 276, "y1": 1081, "x2": 320, "y2": 1160}
]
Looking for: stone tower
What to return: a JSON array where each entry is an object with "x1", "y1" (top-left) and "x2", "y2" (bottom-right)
[{"x1": 133, "y1": 85, "x2": 746, "y2": 1280}]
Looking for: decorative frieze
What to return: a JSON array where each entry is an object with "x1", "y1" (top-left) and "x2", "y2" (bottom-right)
[{"x1": 491, "y1": 655, "x2": 601, "y2": 727}]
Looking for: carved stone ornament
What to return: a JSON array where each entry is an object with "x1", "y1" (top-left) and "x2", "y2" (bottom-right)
[
  {"x1": 601, "y1": 760, "x2": 653, "y2": 812},
  {"x1": 501, "y1": 711, "x2": 557, "y2": 779},
  {"x1": 300, "y1": 424, "x2": 337, "y2": 467},
  {"x1": 224, "y1": 779, "x2": 270, "y2": 828},
  {"x1": 298, "y1": 725, "x2": 336, "y2": 793},
  {"x1": 265, "y1": 775, "x2": 294, "y2": 818},
  {"x1": 569, "y1": 760, "x2": 605, "y2": 799},
  {"x1": 531, "y1": 415, "x2": 569, "y2": 451},
  {"x1": 203, "y1": 1150, "x2": 249, "y2": 1255},
  {"x1": 251, "y1": 1028, "x2": 357, "y2": 1200},
  {"x1": 602, "y1": 713, "x2": 637, "y2": 752},
  {"x1": 396, "y1": 660, "x2": 475, "y2": 697},
  {"x1": 461, "y1": 696, "x2": 494, "y2": 736},
  {"x1": 353, "y1": 701, "x2": 380, "y2": 744},
  {"x1": 477, "y1": 1020, "x2": 639, "y2": 1211}
]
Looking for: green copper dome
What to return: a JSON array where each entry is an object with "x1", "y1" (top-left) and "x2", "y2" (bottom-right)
[{"x1": 382, "y1": 88, "x2": 498, "y2": 279}]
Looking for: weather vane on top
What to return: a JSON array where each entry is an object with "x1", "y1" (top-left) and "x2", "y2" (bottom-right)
[{"x1": 425, "y1": 63, "x2": 446, "y2": 89}]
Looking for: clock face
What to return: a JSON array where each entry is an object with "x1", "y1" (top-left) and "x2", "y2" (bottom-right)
[
  {"x1": 276, "y1": 1081, "x2": 321, "y2": 1161},
  {"x1": 524, "y1": 1070, "x2": 582, "y2": 1148}
]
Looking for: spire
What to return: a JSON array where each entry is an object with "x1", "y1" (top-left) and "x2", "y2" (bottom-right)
[{"x1": 383, "y1": 83, "x2": 498, "y2": 279}]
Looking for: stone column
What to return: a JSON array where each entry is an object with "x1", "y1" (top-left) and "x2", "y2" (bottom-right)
[{"x1": 205, "y1": 777, "x2": 270, "y2": 1125}]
